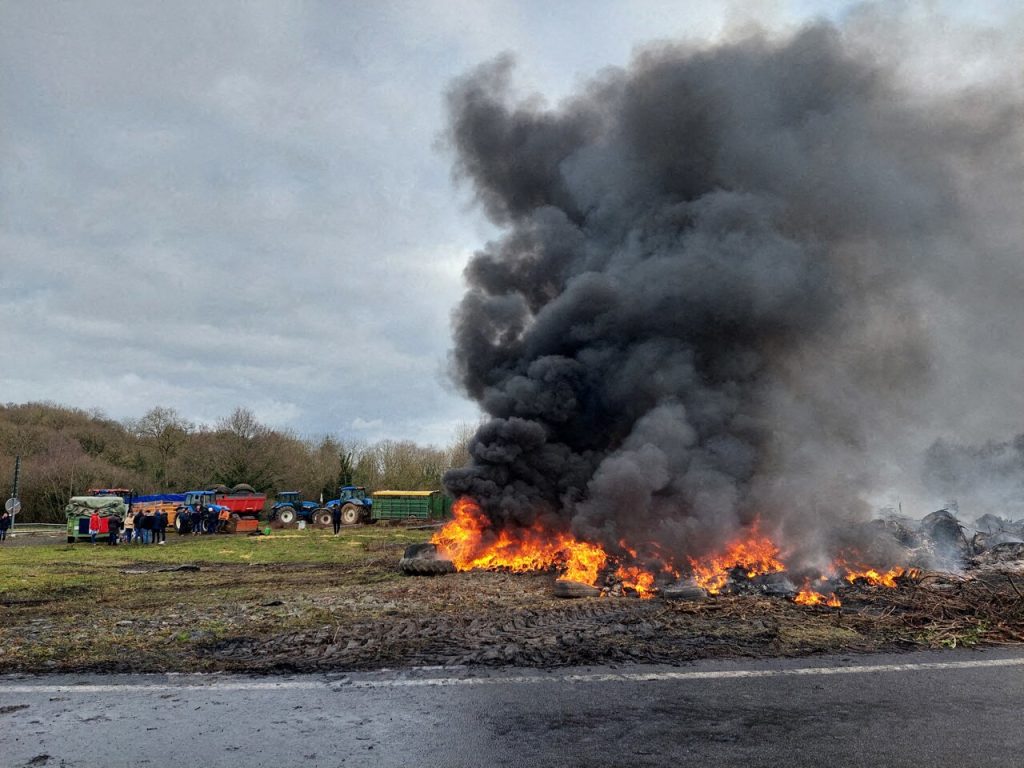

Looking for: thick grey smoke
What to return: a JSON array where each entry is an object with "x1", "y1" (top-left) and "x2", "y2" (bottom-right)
[
  {"x1": 925, "y1": 436, "x2": 1024, "y2": 521},
  {"x1": 442, "y1": 20, "x2": 1023, "y2": 569}
]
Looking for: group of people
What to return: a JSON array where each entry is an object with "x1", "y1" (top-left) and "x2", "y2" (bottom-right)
[
  {"x1": 86, "y1": 505, "x2": 229, "y2": 545},
  {"x1": 89, "y1": 509, "x2": 168, "y2": 545},
  {"x1": 177, "y1": 505, "x2": 229, "y2": 536}
]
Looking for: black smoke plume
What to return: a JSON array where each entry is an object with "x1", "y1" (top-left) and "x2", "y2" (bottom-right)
[{"x1": 442, "y1": 19, "x2": 1023, "y2": 568}]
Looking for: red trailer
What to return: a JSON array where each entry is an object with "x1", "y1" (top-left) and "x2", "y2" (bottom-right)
[{"x1": 213, "y1": 488, "x2": 266, "y2": 533}]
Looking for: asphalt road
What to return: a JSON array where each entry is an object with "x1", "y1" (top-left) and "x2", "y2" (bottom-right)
[{"x1": 2, "y1": 648, "x2": 1023, "y2": 768}]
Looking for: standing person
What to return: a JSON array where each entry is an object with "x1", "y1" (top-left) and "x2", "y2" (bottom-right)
[
  {"x1": 107, "y1": 513, "x2": 122, "y2": 546},
  {"x1": 206, "y1": 506, "x2": 218, "y2": 535},
  {"x1": 331, "y1": 504, "x2": 342, "y2": 536},
  {"x1": 190, "y1": 506, "x2": 202, "y2": 536},
  {"x1": 0, "y1": 510, "x2": 10, "y2": 542},
  {"x1": 154, "y1": 509, "x2": 167, "y2": 545},
  {"x1": 123, "y1": 509, "x2": 136, "y2": 544},
  {"x1": 139, "y1": 511, "x2": 153, "y2": 544},
  {"x1": 89, "y1": 510, "x2": 101, "y2": 545}
]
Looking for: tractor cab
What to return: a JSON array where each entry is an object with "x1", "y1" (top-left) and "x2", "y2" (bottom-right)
[
  {"x1": 326, "y1": 486, "x2": 372, "y2": 525},
  {"x1": 337, "y1": 486, "x2": 370, "y2": 504},
  {"x1": 183, "y1": 491, "x2": 228, "y2": 513}
]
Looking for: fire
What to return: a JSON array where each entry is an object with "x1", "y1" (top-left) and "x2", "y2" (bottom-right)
[
  {"x1": 842, "y1": 566, "x2": 919, "y2": 588},
  {"x1": 689, "y1": 525, "x2": 785, "y2": 594},
  {"x1": 434, "y1": 497, "x2": 917, "y2": 607},
  {"x1": 433, "y1": 497, "x2": 607, "y2": 584},
  {"x1": 614, "y1": 565, "x2": 657, "y2": 598},
  {"x1": 794, "y1": 582, "x2": 842, "y2": 607}
]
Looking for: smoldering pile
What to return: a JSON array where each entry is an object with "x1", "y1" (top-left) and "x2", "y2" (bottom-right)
[{"x1": 440, "y1": 18, "x2": 1024, "y2": 573}]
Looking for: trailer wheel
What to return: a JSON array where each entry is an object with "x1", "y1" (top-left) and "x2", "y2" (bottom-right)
[{"x1": 340, "y1": 504, "x2": 362, "y2": 525}]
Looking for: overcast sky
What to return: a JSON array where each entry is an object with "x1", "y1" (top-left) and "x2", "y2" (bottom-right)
[{"x1": 0, "y1": 0, "x2": 1016, "y2": 446}]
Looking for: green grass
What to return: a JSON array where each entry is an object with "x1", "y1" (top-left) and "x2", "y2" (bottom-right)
[{"x1": 0, "y1": 527, "x2": 430, "y2": 594}]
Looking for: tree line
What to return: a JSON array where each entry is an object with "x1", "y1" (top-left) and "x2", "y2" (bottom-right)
[{"x1": 0, "y1": 403, "x2": 475, "y2": 523}]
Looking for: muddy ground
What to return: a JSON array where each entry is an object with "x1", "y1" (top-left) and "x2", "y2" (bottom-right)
[{"x1": 2, "y1": 528, "x2": 1022, "y2": 673}]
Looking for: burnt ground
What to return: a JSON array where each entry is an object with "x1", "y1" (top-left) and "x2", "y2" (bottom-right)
[{"x1": 2, "y1": 528, "x2": 1023, "y2": 674}]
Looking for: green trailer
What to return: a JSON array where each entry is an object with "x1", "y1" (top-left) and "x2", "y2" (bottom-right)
[
  {"x1": 65, "y1": 495, "x2": 128, "y2": 543},
  {"x1": 370, "y1": 490, "x2": 453, "y2": 521}
]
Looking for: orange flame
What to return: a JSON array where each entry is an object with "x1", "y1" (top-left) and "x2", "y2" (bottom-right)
[
  {"x1": 794, "y1": 581, "x2": 842, "y2": 607},
  {"x1": 689, "y1": 524, "x2": 785, "y2": 594},
  {"x1": 614, "y1": 565, "x2": 658, "y2": 598},
  {"x1": 842, "y1": 566, "x2": 919, "y2": 588},
  {"x1": 433, "y1": 497, "x2": 607, "y2": 584}
]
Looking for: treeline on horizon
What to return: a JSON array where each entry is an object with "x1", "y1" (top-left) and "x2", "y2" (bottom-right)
[{"x1": 0, "y1": 402, "x2": 474, "y2": 523}]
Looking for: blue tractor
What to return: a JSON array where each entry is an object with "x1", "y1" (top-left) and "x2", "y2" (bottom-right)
[
  {"x1": 325, "y1": 486, "x2": 373, "y2": 526},
  {"x1": 269, "y1": 492, "x2": 321, "y2": 527}
]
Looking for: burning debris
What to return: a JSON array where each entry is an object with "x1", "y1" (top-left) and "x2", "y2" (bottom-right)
[{"x1": 413, "y1": 499, "x2": 1024, "y2": 617}]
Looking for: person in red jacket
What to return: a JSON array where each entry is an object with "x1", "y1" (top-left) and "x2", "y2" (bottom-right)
[{"x1": 89, "y1": 511, "x2": 101, "y2": 545}]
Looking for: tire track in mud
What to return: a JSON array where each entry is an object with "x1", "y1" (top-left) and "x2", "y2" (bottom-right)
[{"x1": 210, "y1": 599, "x2": 768, "y2": 669}]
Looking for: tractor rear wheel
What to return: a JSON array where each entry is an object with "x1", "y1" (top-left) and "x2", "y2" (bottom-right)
[
  {"x1": 340, "y1": 503, "x2": 362, "y2": 526},
  {"x1": 277, "y1": 507, "x2": 297, "y2": 526},
  {"x1": 312, "y1": 508, "x2": 333, "y2": 527}
]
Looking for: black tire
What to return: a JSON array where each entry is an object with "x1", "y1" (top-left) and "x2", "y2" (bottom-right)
[
  {"x1": 661, "y1": 584, "x2": 708, "y2": 601},
  {"x1": 67, "y1": 536, "x2": 75, "y2": 544},
  {"x1": 340, "y1": 503, "x2": 362, "y2": 526},
  {"x1": 399, "y1": 557, "x2": 457, "y2": 576},
  {"x1": 552, "y1": 579, "x2": 601, "y2": 598},
  {"x1": 403, "y1": 542, "x2": 442, "y2": 559},
  {"x1": 277, "y1": 507, "x2": 296, "y2": 526},
  {"x1": 231, "y1": 483, "x2": 255, "y2": 495},
  {"x1": 210, "y1": 484, "x2": 231, "y2": 495},
  {"x1": 312, "y1": 508, "x2": 333, "y2": 527}
]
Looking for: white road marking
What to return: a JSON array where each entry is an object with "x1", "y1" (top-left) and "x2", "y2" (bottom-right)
[{"x1": 1, "y1": 656, "x2": 1023, "y2": 694}]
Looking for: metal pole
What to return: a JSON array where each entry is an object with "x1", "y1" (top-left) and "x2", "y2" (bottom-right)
[{"x1": 9, "y1": 455, "x2": 20, "y2": 536}]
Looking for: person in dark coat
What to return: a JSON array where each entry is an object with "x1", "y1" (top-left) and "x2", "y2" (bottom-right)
[
  {"x1": 138, "y1": 511, "x2": 153, "y2": 544},
  {"x1": 177, "y1": 508, "x2": 190, "y2": 536},
  {"x1": 0, "y1": 510, "x2": 11, "y2": 542},
  {"x1": 190, "y1": 506, "x2": 202, "y2": 536},
  {"x1": 206, "y1": 507, "x2": 218, "y2": 535},
  {"x1": 331, "y1": 505, "x2": 342, "y2": 536},
  {"x1": 154, "y1": 510, "x2": 167, "y2": 545},
  {"x1": 107, "y1": 513, "x2": 122, "y2": 545}
]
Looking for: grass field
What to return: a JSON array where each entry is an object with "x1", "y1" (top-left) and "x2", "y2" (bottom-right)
[{"x1": 0, "y1": 527, "x2": 432, "y2": 671}]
